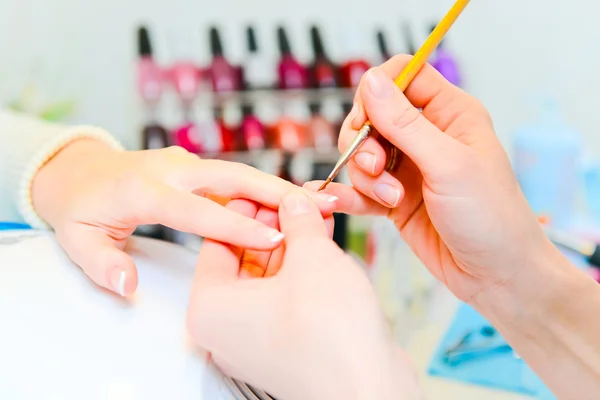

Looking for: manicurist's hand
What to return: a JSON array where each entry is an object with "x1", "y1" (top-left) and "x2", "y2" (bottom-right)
[
  {"x1": 32, "y1": 142, "x2": 338, "y2": 296},
  {"x1": 187, "y1": 191, "x2": 421, "y2": 400},
  {"x1": 307, "y1": 55, "x2": 600, "y2": 399},
  {"x1": 307, "y1": 55, "x2": 549, "y2": 303}
]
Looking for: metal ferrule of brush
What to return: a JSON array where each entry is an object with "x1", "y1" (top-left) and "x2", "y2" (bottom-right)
[{"x1": 325, "y1": 124, "x2": 373, "y2": 182}]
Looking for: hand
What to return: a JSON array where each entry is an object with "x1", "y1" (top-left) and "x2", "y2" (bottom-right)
[
  {"x1": 306, "y1": 55, "x2": 550, "y2": 303},
  {"x1": 187, "y1": 191, "x2": 420, "y2": 400},
  {"x1": 31, "y1": 141, "x2": 337, "y2": 296}
]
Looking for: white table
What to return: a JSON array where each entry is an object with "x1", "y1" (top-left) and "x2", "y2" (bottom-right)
[
  {"x1": 0, "y1": 231, "x2": 235, "y2": 400},
  {"x1": 0, "y1": 231, "x2": 531, "y2": 399}
]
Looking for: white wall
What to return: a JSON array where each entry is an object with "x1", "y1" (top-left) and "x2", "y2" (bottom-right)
[{"x1": 2, "y1": 0, "x2": 600, "y2": 156}]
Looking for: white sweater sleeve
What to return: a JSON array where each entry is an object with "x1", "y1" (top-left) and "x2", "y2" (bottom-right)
[{"x1": 0, "y1": 109, "x2": 124, "y2": 228}]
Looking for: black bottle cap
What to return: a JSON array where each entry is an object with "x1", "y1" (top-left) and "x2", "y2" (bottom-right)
[
  {"x1": 430, "y1": 23, "x2": 444, "y2": 47},
  {"x1": 403, "y1": 22, "x2": 417, "y2": 55},
  {"x1": 241, "y1": 103, "x2": 254, "y2": 117},
  {"x1": 309, "y1": 101, "x2": 321, "y2": 115},
  {"x1": 246, "y1": 26, "x2": 258, "y2": 53},
  {"x1": 277, "y1": 26, "x2": 292, "y2": 56},
  {"x1": 209, "y1": 26, "x2": 224, "y2": 57},
  {"x1": 310, "y1": 25, "x2": 327, "y2": 59},
  {"x1": 138, "y1": 26, "x2": 152, "y2": 57},
  {"x1": 376, "y1": 30, "x2": 390, "y2": 58}
]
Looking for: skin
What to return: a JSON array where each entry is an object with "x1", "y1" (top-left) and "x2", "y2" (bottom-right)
[
  {"x1": 305, "y1": 55, "x2": 600, "y2": 398},
  {"x1": 187, "y1": 191, "x2": 423, "y2": 400},
  {"x1": 31, "y1": 142, "x2": 337, "y2": 296}
]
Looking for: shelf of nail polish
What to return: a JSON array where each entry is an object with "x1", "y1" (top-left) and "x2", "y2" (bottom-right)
[{"x1": 197, "y1": 88, "x2": 355, "y2": 106}]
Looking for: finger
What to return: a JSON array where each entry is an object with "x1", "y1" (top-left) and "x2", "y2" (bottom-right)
[
  {"x1": 192, "y1": 199, "x2": 259, "y2": 291},
  {"x1": 346, "y1": 162, "x2": 405, "y2": 208},
  {"x1": 279, "y1": 189, "x2": 329, "y2": 244},
  {"x1": 338, "y1": 114, "x2": 388, "y2": 177},
  {"x1": 379, "y1": 55, "x2": 490, "y2": 131},
  {"x1": 304, "y1": 181, "x2": 389, "y2": 216},
  {"x1": 359, "y1": 66, "x2": 466, "y2": 177},
  {"x1": 240, "y1": 206, "x2": 280, "y2": 279},
  {"x1": 176, "y1": 159, "x2": 339, "y2": 214},
  {"x1": 56, "y1": 226, "x2": 138, "y2": 297},
  {"x1": 141, "y1": 184, "x2": 285, "y2": 251}
]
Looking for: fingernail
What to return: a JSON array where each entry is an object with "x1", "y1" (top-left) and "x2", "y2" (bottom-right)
[
  {"x1": 312, "y1": 192, "x2": 339, "y2": 203},
  {"x1": 374, "y1": 183, "x2": 401, "y2": 207},
  {"x1": 367, "y1": 68, "x2": 395, "y2": 99},
  {"x1": 355, "y1": 152, "x2": 377, "y2": 174},
  {"x1": 110, "y1": 269, "x2": 127, "y2": 297},
  {"x1": 282, "y1": 191, "x2": 312, "y2": 216},
  {"x1": 263, "y1": 228, "x2": 285, "y2": 243}
]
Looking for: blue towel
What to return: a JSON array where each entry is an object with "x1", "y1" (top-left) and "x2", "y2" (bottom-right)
[
  {"x1": 428, "y1": 303, "x2": 541, "y2": 396},
  {"x1": 0, "y1": 222, "x2": 31, "y2": 231},
  {"x1": 427, "y1": 249, "x2": 592, "y2": 398}
]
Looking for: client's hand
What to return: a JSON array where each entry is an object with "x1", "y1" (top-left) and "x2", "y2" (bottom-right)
[
  {"x1": 31, "y1": 142, "x2": 337, "y2": 296},
  {"x1": 307, "y1": 55, "x2": 551, "y2": 303},
  {"x1": 187, "y1": 190, "x2": 421, "y2": 400}
]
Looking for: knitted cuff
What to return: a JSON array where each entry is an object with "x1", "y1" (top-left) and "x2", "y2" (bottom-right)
[{"x1": 18, "y1": 126, "x2": 124, "y2": 229}]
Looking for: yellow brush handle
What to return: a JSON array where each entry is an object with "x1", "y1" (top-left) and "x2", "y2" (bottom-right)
[{"x1": 395, "y1": 0, "x2": 471, "y2": 91}]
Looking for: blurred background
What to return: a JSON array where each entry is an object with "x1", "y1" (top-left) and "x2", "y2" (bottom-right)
[{"x1": 2, "y1": 0, "x2": 599, "y2": 398}]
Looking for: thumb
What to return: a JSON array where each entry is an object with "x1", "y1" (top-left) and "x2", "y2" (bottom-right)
[
  {"x1": 56, "y1": 226, "x2": 138, "y2": 297},
  {"x1": 360, "y1": 67, "x2": 465, "y2": 176},
  {"x1": 279, "y1": 189, "x2": 329, "y2": 244}
]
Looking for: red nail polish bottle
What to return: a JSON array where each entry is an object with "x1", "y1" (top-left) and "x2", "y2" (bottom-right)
[
  {"x1": 338, "y1": 25, "x2": 371, "y2": 88},
  {"x1": 309, "y1": 25, "x2": 338, "y2": 89},
  {"x1": 276, "y1": 27, "x2": 309, "y2": 90}
]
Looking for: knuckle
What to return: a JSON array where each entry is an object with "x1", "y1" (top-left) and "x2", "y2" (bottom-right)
[{"x1": 391, "y1": 104, "x2": 423, "y2": 134}]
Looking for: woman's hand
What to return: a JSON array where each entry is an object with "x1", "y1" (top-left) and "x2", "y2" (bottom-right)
[
  {"x1": 187, "y1": 191, "x2": 421, "y2": 400},
  {"x1": 306, "y1": 55, "x2": 550, "y2": 303},
  {"x1": 31, "y1": 141, "x2": 337, "y2": 296}
]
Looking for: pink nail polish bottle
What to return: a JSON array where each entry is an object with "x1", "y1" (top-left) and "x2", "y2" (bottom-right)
[
  {"x1": 137, "y1": 26, "x2": 164, "y2": 107},
  {"x1": 137, "y1": 26, "x2": 170, "y2": 150},
  {"x1": 241, "y1": 104, "x2": 266, "y2": 151},
  {"x1": 276, "y1": 26, "x2": 309, "y2": 90},
  {"x1": 208, "y1": 26, "x2": 240, "y2": 93}
]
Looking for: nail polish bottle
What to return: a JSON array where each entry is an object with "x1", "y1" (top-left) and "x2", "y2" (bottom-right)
[
  {"x1": 136, "y1": 26, "x2": 170, "y2": 150},
  {"x1": 274, "y1": 99, "x2": 309, "y2": 152},
  {"x1": 276, "y1": 26, "x2": 309, "y2": 90},
  {"x1": 240, "y1": 104, "x2": 266, "y2": 151},
  {"x1": 376, "y1": 30, "x2": 392, "y2": 62},
  {"x1": 137, "y1": 26, "x2": 163, "y2": 107},
  {"x1": 338, "y1": 25, "x2": 370, "y2": 88},
  {"x1": 222, "y1": 101, "x2": 246, "y2": 152},
  {"x1": 308, "y1": 26, "x2": 338, "y2": 89},
  {"x1": 308, "y1": 101, "x2": 336, "y2": 153},
  {"x1": 243, "y1": 26, "x2": 276, "y2": 90},
  {"x1": 173, "y1": 122, "x2": 203, "y2": 154},
  {"x1": 429, "y1": 25, "x2": 462, "y2": 87},
  {"x1": 213, "y1": 105, "x2": 237, "y2": 153},
  {"x1": 402, "y1": 21, "x2": 417, "y2": 55},
  {"x1": 207, "y1": 26, "x2": 240, "y2": 93}
]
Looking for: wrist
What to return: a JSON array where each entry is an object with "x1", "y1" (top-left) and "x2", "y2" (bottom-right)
[
  {"x1": 471, "y1": 238, "x2": 600, "y2": 394},
  {"x1": 32, "y1": 139, "x2": 116, "y2": 228}
]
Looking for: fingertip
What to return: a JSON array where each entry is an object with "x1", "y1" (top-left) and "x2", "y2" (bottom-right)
[{"x1": 106, "y1": 251, "x2": 138, "y2": 297}]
